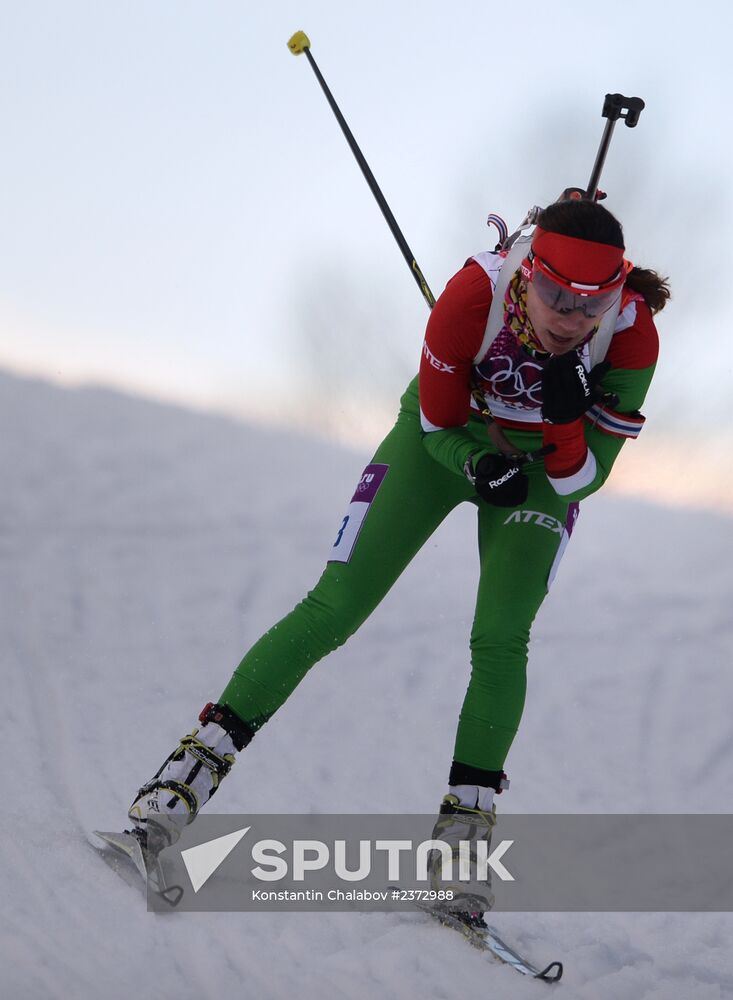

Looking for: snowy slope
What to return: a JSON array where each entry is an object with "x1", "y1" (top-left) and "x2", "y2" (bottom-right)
[{"x1": 1, "y1": 369, "x2": 732, "y2": 1000}]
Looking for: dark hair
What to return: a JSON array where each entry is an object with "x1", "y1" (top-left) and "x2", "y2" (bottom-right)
[
  {"x1": 536, "y1": 199, "x2": 671, "y2": 314},
  {"x1": 625, "y1": 266, "x2": 671, "y2": 315},
  {"x1": 537, "y1": 199, "x2": 624, "y2": 248}
]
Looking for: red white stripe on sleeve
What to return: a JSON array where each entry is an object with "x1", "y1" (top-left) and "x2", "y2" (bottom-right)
[{"x1": 584, "y1": 404, "x2": 646, "y2": 438}]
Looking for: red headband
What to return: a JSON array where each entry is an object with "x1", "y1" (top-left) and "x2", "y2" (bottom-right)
[{"x1": 532, "y1": 227, "x2": 625, "y2": 287}]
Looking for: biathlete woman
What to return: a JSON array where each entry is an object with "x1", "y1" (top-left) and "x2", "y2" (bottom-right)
[{"x1": 126, "y1": 196, "x2": 669, "y2": 913}]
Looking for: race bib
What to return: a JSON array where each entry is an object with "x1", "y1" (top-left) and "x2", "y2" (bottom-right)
[{"x1": 328, "y1": 463, "x2": 389, "y2": 564}]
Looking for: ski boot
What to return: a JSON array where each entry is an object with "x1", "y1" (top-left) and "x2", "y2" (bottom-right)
[
  {"x1": 427, "y1": 776, "x2": 508, "y2": 923},
  {"x1": 127, "y1": 701, "x2": 253, "y2": 858}
]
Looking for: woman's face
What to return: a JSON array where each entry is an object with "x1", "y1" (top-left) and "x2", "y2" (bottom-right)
[{"x1": 525, "y1": 280, "x2": 600, "y2": 355}]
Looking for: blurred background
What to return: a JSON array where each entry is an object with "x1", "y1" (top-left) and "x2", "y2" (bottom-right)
[{"x1": 1, "y1": 0, "x2": 731, "y2": 510}]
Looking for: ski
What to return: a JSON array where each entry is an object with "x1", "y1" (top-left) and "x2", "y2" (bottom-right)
[
  {"x1": 92, "y1": 830, "x2": 184, "y2": 907},
  {"x1": 411, "y1": 899, "x2": 563, "y2": 983}
]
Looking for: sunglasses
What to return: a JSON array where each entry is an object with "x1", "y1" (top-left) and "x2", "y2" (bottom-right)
[{"x1": 522, "y1": 253, "x2": 630, "y2": 319}]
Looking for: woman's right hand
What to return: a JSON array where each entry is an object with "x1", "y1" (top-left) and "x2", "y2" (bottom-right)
[{"x1": 467, "y1": 453, "x2": 529, "y2": 508}]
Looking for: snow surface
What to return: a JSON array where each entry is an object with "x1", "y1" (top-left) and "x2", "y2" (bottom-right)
[{"x1": 2, "y1": 369, "x2": 732, "y2": 1000}]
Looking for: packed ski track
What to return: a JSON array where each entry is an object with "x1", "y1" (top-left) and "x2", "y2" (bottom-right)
[{"x1": 2, "y1": 370, "x2": 732, "y2": 1000}]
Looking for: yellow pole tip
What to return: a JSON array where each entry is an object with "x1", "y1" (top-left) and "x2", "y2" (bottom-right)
[{"x1": 287, "y1": 31, "x2": 311, "y2": 55}]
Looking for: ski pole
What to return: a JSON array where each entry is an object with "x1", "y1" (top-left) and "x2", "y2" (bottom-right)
[
  {"x1": 287, "y1": 30, "x2": 552, "y2": 463},
  {"x1": 287, "y1": 30, "x2": 436, "y2": 310},
  {"x1": 585, "y1": 93, "x2": 645, "y2": 200}
]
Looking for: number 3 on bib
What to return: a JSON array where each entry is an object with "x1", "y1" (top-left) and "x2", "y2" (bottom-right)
[
  {"x1": 328, "y1": 463, "x2": 389, "y2": 564},
  {"x1": 333, "y1": 516, "x2": 350, "y2": 548}
]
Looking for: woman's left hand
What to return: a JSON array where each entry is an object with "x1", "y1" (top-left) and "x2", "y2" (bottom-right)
[{"x1": 541, "y1": 355, "x2": 611, "y2": 424}]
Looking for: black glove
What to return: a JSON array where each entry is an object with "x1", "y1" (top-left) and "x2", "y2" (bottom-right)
[
  {"x1": 466, "y1": 453, "x2": 528, "y2": 508},
  {"x1": 541, "y1": 355, "x2": 612, "y2": 424}
]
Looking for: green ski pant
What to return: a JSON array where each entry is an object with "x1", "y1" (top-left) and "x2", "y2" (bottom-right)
[{"x1": 220, "y1": 385, "x2": 574, "y2": 775}]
